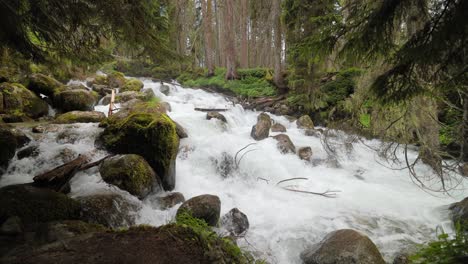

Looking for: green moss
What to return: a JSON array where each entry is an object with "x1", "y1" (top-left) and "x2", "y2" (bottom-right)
[
  {"x1": 0, "y1": 184, "x2": 81, "y2": 224},
  {"x1": 27, "y1": 73, "x2": 66, "y2": 97},
  {"x1": 100, "y1": 154, "x2": 155, "y2": 198},
  {"x1": 57, "y1": 220, "x2": 109, "y2": 234},
  {"x1": 0, "y1": 82, "x2": 48, "y2": 118},
  {"x1": 93, "y1": 75, "x2": 108, "y2": 85},
  {"x1": 121, "y1": 78, "x2": 144, "y2": 92},
  {"x1": 99, "y1": 104, "x2": 178, "y2": 190},
  {"x1": 175, "y1": 211, "x2": 251, "y2": 263},
  {"x1": 359, "y1": 113, "x2": 371, "y2": 128}
]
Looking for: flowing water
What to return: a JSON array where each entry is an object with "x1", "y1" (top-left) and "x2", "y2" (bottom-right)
[{"x1": 1, "y1": 78, "x2": 467, "y2": 263}]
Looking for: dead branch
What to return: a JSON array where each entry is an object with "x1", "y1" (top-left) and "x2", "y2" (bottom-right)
[
  {"x1": 276, "y1": 177, "x2": 308, "y2": 186},
  {"x1": 79, "y1": 155, "x2": 115, "y2": 171},
  {"x1": 234, "y1": 143, "x2": 257, "y2": 168},
  {"x1": 33, "y1": 155, "x2": 90, "y2": 192},
  {"x1": 281, "y1": 187, "x2": 341, "y2": 198},
  {"x1": 195, "y1": 108, "x2": 228, "y2": 112}
]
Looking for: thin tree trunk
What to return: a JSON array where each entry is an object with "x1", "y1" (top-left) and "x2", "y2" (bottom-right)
[
  {"x1": 462, "y1": 92, "x2": 468, "y2": 162},
  {"x1": 272, "y1": 0, "x2": 284, "y2": 89},
  {"x1": 239, "y1": 0, "x2": 249, "y2": 68},
  {"x1": 223, "y1": 0, "x2": 238, "y2": 80},
  {"x1": 202, "y1": 0, "x2": 215, "y2": 76}
]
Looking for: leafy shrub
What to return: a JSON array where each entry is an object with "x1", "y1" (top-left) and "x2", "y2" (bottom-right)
[{"x1": 410, "y1": 224, "x2": 468, "y2": 264}]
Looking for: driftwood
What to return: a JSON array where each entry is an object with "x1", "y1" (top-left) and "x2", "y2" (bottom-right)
[
  {"x1": 33, "y1": 155, "x2": 114, "y2": 193},
  {"x1": 194, "y1": 107, "x2": 228, "y2": 112}
]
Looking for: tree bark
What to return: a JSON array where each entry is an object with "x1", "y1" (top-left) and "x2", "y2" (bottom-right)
[
  {"x1": 202, "y1": 0, "x2": 215, "y2": 76},
  {"x1": 462, "y1": 92, "x2": 468, "y2": 162},
  {"x1": 223, "y1": 0, "x2": 238, "y2": 80},
  {"x1": 239, "y1": 0, "x2": 249, "y2": 68},
  {"x1": 272, "y1": 0, "x2": 284, "y2": 89}
]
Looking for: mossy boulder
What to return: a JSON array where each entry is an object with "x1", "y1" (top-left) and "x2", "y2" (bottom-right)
[
  {"x1": 28, "y1": 74, "x2": 66, "y2": 98},
  {"x1": 176, "y1": 194, "x2": 221, "y2": 226},
  {"x1": 0, "y1": 184, "x2": 81, "y2": 224},
  {"x1": 206, "y1": 111, "x2": 227, "y2": 123},
  {"x1": 97, "y1": 102, "x2": 179, "y2": 191},
  {"x1": 449, "y1": 196, "x2": 468, "y2": 229},
  {"x1": 0, "y1": 125, "x2": 17, "y2": 168},
  {"x1": 99, "y1": 154, "x2": 162, "y2": 199},
  {"x1": 271, "y1": 123, "x2": 287, "y2": 132},
  {"x1": 297, "y1": 115, "x2": 314, "y2": 129},
  {"x1": 300, "y1": 229, "x2": 385, "y2": 264},
  {"x1": 2, "y1": 224, "x2": 251, "y2": 264},
  {"x1": 54, "y1": 111, "x2": 105, "y2": 124},
  {"x1": 0, "y1": 82, "x2": 49, "y2": 119},
  {"x1": 0, "y1": 125, "x2": 30, "y2": 168},
  {"x1": 91, "y1": 75, "x2": 108, "y2": 86},
  {"x1": 35, "y1": 220, "x2": 108, "y2": 245},
  {"x1": 121, "y1": 78, "x2": 144, "y2": 92},
  {"x1": 54, "y1": 90, "x2": 97, "y2": 111},
  {"x1": 101, "y1": 89, "x2": 155, "y2": 105},
  {"x1": 77, "y1": 194, "x2": 140, "y2": 229},
  {"x1": 108, "y1": 71, "x2": 127, "y2": 88}
]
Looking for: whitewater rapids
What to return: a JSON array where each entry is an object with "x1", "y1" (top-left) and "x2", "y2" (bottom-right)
[{"x1": 1, "y1": 78, "x2": 466, "y2": 263}]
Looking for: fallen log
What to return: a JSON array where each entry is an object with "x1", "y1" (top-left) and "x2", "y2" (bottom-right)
[
  {"x1": 194, "y1": 108, "x2": 228, "y2": 112},
  {"x1": 33, "y1": 155, "x2": 90, "y2": 192}
]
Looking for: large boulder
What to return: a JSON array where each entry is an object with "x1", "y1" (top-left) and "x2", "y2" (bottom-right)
[
  {"x1": 0, "y1": 82, "x2": 48, "y2": 119},
  {"x1": 121, "y1": 78, "x2": 144, "y2": 92},
  {"x1": 107, "y1": 72, "x2": 127, "y2": 88},
  {"x1": 176, "y1": 194, "x2": 221, "y2": 226},
  {"x1": 99, "y1": 154, "x2": 162, "y2": 199},
  {"x1": 77, "y1": 194, "x2": 140, "y2": 229},
  {"x1": 297, "y1": 115, "x2": 314, "y2": 129},
  {"x1": 271, "y1": 123, "x2": 286, "y2": 133},
  {"x1": 251, "y1": 112, "x2": 272, "y2": 140},
  {"x1": 27, "y1": 74, "x2": 66, "y2": 98},
  {"x1": 0, "y1": 184, "x2": 81, "y2": 224},
  {"x1": 54, "y1": 90, "x2": 97, "y2": 111},
  {"x1": 54, "y1": 111, "x2": 105, "y2": 124},
  {"x1": 36, "y1": 220, "x2": 108, "y2": 245},
  {"x1": 2, "y1": 224, "x2": 248, "y2": 264},
  {"x1": 300, "y1": 229, "x2": 385, "y2": 264},
  {"x1": 97, "y1": 101, "x2": 179, "y2": 191},
  {"x1": 220, "y1": 208, "x2": 249, "y2": 236},
  {"x1": 273, "y1": 134, "x2": 296, "y2": 154},
  {"x1": 17, "y1": 145, "x2": 40, "y2": 160},
  {"x1": 206, "y1": 112, "x2": 227, "y2": 123}
]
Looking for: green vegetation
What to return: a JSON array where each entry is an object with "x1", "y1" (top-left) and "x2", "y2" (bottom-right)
[
  {"x1": 410, "y1": 224, "x2": 468, "y2": 264},
  {"x1": 178, "y1": 68, "x2": 277, "y2": 98},
  {"x1": 176, "y1": 211, "x2": 263, "y2": 263}
]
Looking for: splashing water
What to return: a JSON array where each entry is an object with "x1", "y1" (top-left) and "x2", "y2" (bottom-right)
[{"x1": 1, "y1": 78, "x2": 466, "y2": 263}]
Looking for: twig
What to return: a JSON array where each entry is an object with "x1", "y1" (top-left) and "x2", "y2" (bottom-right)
[
  {"x1": 276, "y1": 177, "x2": 308, "y2": 186},
  {"x1": 281, "y1": 187, "x2": 340, "y2": 198}
]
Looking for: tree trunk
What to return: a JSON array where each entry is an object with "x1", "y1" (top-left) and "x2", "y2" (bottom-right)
[
  {"x1": 239, "y1": 0, "x2": 249, "y2": 68},
  {"x1": 272, "y1": 0, "x2": 284, "y2": 89},
  {"x1": 462, "y1": 92, "x2": 468, "y2": 162},
  {"x1": 223, "y1": 0, "x2": 238, "y2": 80},
  {"x1": 202, "y1": 0, "x2": 215, "y2": 76}
]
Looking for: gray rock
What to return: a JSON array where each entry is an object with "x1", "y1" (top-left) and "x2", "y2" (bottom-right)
[
  {"x1": 271, "y1": 123, "x2": 286, "y2": 133},
  {"x1": 298, "y1": 147, "x2": 313, "y2": 161},
  {"x1": 77, "y1": 194, "x2": 140, "y2": 229},
  {"x1": 160, "y1": 84, "x2": 171, "y2": 95},
  {"x1": 221, "y1": 208, "x2": 249, "y2": 236},
  {"x1": 17, "y1": 145, "x2": 40, "y2": 160},
  {"x1": 450, "y1": 196, "x2": 468, "y2": 228},
  {"x1": 151, "y1": 192, "x2": 186, "y2": 210},
  {"x1": 300, "y1": 229, "x2": 385, "y2": 264},
  {"x1": 174, "y1": 121, "x2": 188, "y2": 139},
  {"x1": 160, "y1": 102, "x2": 172, "y2": 112},
  {"x1": 207, "y1": 112, "x2": 227, "y2": 123},
  {"x1": 273, "y1": 134, "x2": 296, "y2": 154},
  {"x1": 176, "y1": 194, "x2": 221, "y2": 226},
  {"x1": 251, "y1": 113, "x2": 271, "y2": 140},
  {"x1": 53, "y1": 90, "x2": 97, "y2": 112}
]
